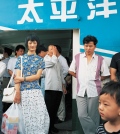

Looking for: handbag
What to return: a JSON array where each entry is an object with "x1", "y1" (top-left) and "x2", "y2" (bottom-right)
[
  {"x1": 2, "y1": 56, "x2": 23, "y2": 103},
  {"x1": 2, "y1": 72, "x2": 15, "y2": 103}
]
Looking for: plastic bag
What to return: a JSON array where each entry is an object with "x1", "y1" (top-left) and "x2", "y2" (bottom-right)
[
  {"x1": 17, "y1": 104, "x2": 25, "y2": 134},
  {"x1": 1, "y1": 103, "x2": 19, "y2": 134},
  {"x1": 1, "y1": 103, "x2": 25, "y2": 134}
]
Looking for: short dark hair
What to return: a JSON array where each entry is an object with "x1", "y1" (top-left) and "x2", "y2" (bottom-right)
[
  {"x1": 100, "y1": 81, "x2": 120, "y2": 106},
  {"x1": 15, "y1": 45, "x2": 25, "y2": 55},
  {"x1": 4, "y1": 47, "x2": 13, "y2": 56},
  {"x1": 54, "y1": 45, "x2": 62, "y2": 54},
  {"x1": 83, "y1": 35, "x2": 98, "y2": 45},
  {"x1": 36, "y1": 45, "x2": 47, "y2": 54},
  {"x1": 25, "y1": 33, "x2": 40, "y2": 48}
]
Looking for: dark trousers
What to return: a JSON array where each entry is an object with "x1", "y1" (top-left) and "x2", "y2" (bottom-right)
[
  {"x1": 2, "y1": 103, "x2": 12, "y2": 113},
  {"x1": 45, "y1": 90, "x2": 62, "y2": 132}
]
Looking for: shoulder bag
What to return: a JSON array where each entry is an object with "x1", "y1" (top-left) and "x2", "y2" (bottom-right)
[{"x1": 2, "y1": 56, "x2": 23, "y2": 103}]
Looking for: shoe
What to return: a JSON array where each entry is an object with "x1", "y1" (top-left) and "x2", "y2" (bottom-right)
[
  {"x1": 55, "y1": 118, "x2": 64, "y2": 124},
  {"x1": 51, "y1": 127, "x2": 59, "y2": 133}
]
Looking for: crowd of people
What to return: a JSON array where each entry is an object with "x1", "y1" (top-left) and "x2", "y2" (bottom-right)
[
  {"x1": 0, "y1": 34, "x2": 120, "y2": 134},
  {"x1": 0, "y1": 33, "x2": 71, "y2": 134}
]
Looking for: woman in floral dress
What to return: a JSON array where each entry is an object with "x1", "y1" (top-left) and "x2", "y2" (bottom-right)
[{"x1": 14, "y1": 33, "x2": 49, "y2": 134}]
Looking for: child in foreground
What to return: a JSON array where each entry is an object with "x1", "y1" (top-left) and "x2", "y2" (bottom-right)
[{"x1": 96, "y1": 81, "x2": 120, "y2": 134}]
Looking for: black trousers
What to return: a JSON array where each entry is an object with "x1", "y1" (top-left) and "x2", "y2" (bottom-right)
[
  {"x1": 45, "y1": 90, "x2": 62, "y2": 132},
  {"x1": 2, "y1": 103, "x2": 12, "y2": 113}
]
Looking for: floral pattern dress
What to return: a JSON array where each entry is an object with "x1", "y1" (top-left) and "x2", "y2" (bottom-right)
[{"x1": 15, "y1": 54, "x2": 49, "y2": 134}]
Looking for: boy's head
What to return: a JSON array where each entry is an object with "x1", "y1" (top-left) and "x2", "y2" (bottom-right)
[
  {"x1": 36, "y1": 45, "x2": 47, "y2": 58},
  {"x1": 15, "y1": 45, "x2": 25, "y2": 56},
  {"x1": 83, "y1": 35, "x2": 97, "y2": 56},
  {"x1": 99, "y1": 81, "x2": 120, "y2": 121}
]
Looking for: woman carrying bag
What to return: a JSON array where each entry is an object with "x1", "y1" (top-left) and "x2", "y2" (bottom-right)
[{"x1": 14, "y1": 33, "x2": 50, "y2": 134}]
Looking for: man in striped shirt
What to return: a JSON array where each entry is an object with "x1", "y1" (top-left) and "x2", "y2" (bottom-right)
[{"x1": 69, "y1": 35, "x2": 110, "y2": 134}]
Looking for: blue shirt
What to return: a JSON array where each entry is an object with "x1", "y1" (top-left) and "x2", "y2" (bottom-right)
[{"x1": 15, "y1": 54, "x2": 45, "y2": 91}]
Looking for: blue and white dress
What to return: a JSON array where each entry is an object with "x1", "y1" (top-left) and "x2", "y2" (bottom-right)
[{"x1": 15, "y1": 54, "x2": 49, "y2": 134}]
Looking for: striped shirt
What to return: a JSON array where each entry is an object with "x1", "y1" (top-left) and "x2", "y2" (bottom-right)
[
  {"x1": 69, "y1": 52, "x2": 110, "y2": 97},
  {"x1": 96, "y1": 124, "x2": 120, "y2": 134}
]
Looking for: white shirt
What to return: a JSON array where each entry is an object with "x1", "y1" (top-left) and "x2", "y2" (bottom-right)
[
  {"x1": 0, "y1": 61, "x2": 6, "y2": 77},
  {"x1": 58, "y1": 55, "x2": 69, "y2": 78},
  {"x1": 2, "y1": 58, "x2": 10, "y2": 78},
  {"x1": 0, "y1": 61, "x2": 6, "y2": 85},
  {"x1": 44, "y1": 55, "x2": 64, "y2": 91},
  {"x1": 69, "y1": 53, "x2": 110, "y2": 97},
  {"x1": 7, "y1": 57, "x2": 17, "y2": 86}
]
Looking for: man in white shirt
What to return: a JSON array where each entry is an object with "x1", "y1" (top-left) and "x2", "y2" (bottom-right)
[
  {"x1": 1, "y1": 47, "x2": 13, "y2": 89},
  {"x1": 1, "y1": 47, "x2": 13, "y2": 114},
  {"x1": 44, "y1": 45, "x2": 67, "y2": 133},
  {"x1": 69, "y1": 35, "x2": 110, "y2": 134}
]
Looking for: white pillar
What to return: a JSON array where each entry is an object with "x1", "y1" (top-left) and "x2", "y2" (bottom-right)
[{"x1": 72, "y1": 29, "x2": 80, "y2": 99}]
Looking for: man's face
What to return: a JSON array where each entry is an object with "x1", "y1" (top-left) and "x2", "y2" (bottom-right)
[
  {"x1": 48, "y1": 45, "x2": 53, "y2": 56},
  {"x1": 16, "y1": 48, "x2": 24, "y2": 56},
  {"x1": 38, "y1": 51, "x2": 46, "y2": 58},
  {"x1": 84, "y1": 42, "x2": 96, "y2": 56}
]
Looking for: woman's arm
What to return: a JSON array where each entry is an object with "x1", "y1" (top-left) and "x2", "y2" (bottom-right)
[
  {"x1": 24, "y1": 69, "x2": 43, "y2": 82},
  {"x1": 8, "y1": 70, "x2": 16, "y2": 78},
  {"x1": 14, "y1": 69, "x2": 43, "y2": 83},
  {"x1": 14, "y1": 69, "x2": 21, "y2": 104}
]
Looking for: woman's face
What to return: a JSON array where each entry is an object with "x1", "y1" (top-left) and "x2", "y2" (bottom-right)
[{"x1": 28, "y1": 40, "x2": 37, "y2": 52}]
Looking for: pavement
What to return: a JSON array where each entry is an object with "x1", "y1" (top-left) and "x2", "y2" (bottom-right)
[
  {"x1": 54, "y1": 105, "x2": 74, "y2": 134},
  {"x1": 55, "y1": 120, "x2": 72, "y2": 134},
  {"x1": 0, "y1": 117, "x2": 76, "y2": 134}
]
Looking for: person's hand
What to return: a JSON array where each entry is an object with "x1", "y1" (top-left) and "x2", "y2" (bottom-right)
[
  {"x1": 14, "y1": 91, "x2": 21, "y2": 104},
  {"x1": 47, "y1": 51, "x2": 52, "y2": 57},
  {"x1": 52, "y1": 46, "x2": 57, "y2": 56},
  {"x1": 14, "y1": 76, "x2": 23, "y2": 84},
  {"x1": 62, "y1": 87, "x2": 67, "y2": 94}
]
